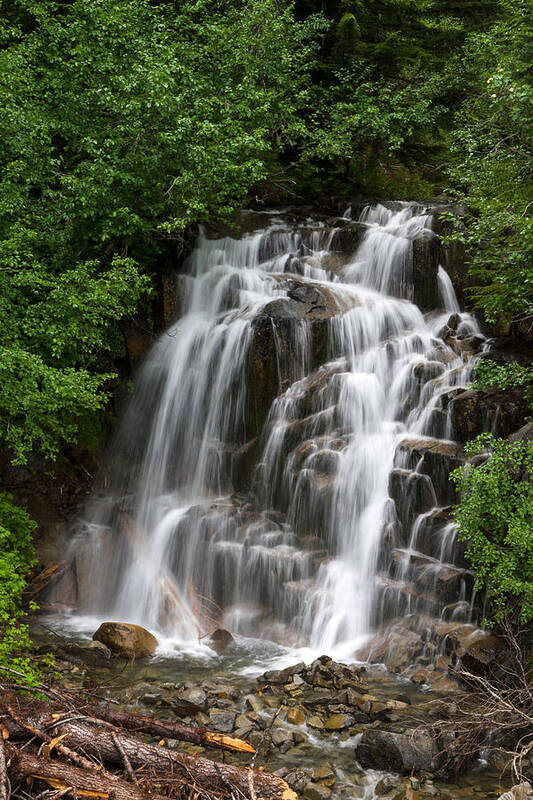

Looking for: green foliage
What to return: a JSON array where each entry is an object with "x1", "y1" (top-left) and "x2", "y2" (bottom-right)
[
  {"x1": 445, "y1": 0, "x2": 533, "y2": 323},
  {"x1": 452, "y1": 435, "x2": 533, "y2": 624},
  {"x1": 0, "y1": 493, "x2": 42, "y2": 685},
  {"x1": 474, "y1": 359, "x2": 533, "y2": 401},
  {"x1": 0, "y1": 0, "x2": 310, "y2": 465}
]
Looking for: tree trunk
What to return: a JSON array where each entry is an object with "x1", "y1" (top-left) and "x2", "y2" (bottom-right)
[
  {"x1": 1, "y1": 694, "x2": 296, "y2": 800},
  {"x1": 6, "y1": 743, "x2": 156, "y2": 800}
]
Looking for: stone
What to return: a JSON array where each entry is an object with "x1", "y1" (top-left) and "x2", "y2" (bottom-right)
[
  {"x1": 285, "y1": 770, "x2": 311, "y2": 793},
  {"x1": 313, "y1": 766, "x2": 334, "y2": 781},
  {"x1": 271, "y1": 728, "x2": 293, "y2": 747},
  {"x1": 375, "y1": 777, "x2": 399, "y2": 796},
  {"x1": 263, "y1": 662, "x2": 306, "y2": 684},
  {"x1": 306, "y1": 715, "x2": 324, "y2": 729},
  {"x1": 304, "y1": 783, "x2": 332, "y2": 800},
  {"x1": 356, "y1": 728, "x2": 442, "y2": 774},
  {"x1": 205, "y1": 628, "x2": 234, "y2": 653},
  {"x1": 92, "y1": 622, "x2": 158, "y2": 659},
  {"x1": 287, "y1": 707, "x2": 306, "y2": 725},
  {"x1": 244, "y1": 694, "x2": 265, "y2": 714},
  {"x1": 324, "y1": 713, "x2": 354, "y2": 730},
  {"x1": 64, "y1": 640, "x2": 112, "y2": 666},
  {"x1": 208, "y1": 709, "x2": 236, "y2": 733},
  {"x1": 178, "y1": 687, "x2": 207, "y2": 710}
]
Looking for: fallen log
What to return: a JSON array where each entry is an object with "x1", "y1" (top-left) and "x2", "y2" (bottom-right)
[
  {"x1": 79, "y1": 702, "x2": 255, "y2": 753},
  {"x1": 6, "y1": 743, "x2": 160, "y2": 800},
  {"x1": 2, "y1": 694, "x2": 297, "y2": 800}
]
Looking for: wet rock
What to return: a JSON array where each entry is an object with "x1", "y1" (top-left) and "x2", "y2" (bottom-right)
[
  {"x1": 324, "y1": 713, "x2": 354, "y2": 730},
  {"x1": 76, "y1": 640, "x2": 112, "y2": 665},
  {"x1": 205, "y1": 628, "x2": 234, "y2": 653},
  {"x1": 307, "y1": 715, "x2": 325, "y2": 729},
  {"x1": 271, "y1": 728, "x2": 293, "y2": 747},
  {"x1": 389, "y1": 469, "x2": 437, "y2": 529},
  {"x1": 208, "y1": 709, "x2": 236, "y2": 733},
  {"x1": 245, "y1": 695, "x2": 264, "y2": 712},
  {"x1": 448, "y1": 388, "x2": 529, "y2": 442},
  {"x1": 304, "y1": 782, "x2": 332, "y2": 800},
  {"x1": 412, "y1": 233, "x2": 441, "y2": 311},
  {"x1": 263, "y1": 662, "x2": 306, "y2": 684},
  {"x1": 375, "y1": 777, "x2": 399, "y2": 796},
  {"x1": 178, "y1": 687, "x2": 207, "y2": 710},
  {"x1": 456, "y1": 630, "x2": 504, "y2": 675},
  {"x1": 358, "y1": 622, "x2": 425, "y2": 673},
  {"x1": 287, "y1": 706, "x2": 306, "y2": 725},
  {"x1": 285, "y1": 770, "x2": 312, "y2": 793},
  {"x1": 313, "y1": 766, "x2": 334, "y2": 781},
  {"x1": 356, "y1": 728, "x2": 442, "y2": 774},
  {"x1": 92, "y1": 622, "x2": 158, "y2": 659}
]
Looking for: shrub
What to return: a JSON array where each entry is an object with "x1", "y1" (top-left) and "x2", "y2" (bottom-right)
[{"x1": 452, "y1": 434, "x2": 533, "y2": 625}]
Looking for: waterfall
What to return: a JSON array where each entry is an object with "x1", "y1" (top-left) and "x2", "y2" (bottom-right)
[{"x1": 65, "y1": 203, "x2": 484, "y2": 655}]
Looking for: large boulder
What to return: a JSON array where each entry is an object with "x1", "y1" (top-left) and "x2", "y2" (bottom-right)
[
  {"x1": 93, "y1": 622, "x2": 158, "y2": 659},
  {"x1": 356, "y1": 727, "x2": 442, "y2": 774}
]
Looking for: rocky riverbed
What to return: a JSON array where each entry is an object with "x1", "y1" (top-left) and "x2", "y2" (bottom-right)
[{"x1": 31, "y1": 619, "x2": 526, "y2": 800}]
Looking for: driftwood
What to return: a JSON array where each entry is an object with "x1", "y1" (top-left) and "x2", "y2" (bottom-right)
[
  {"x1": 1, "y1": 693, "x2": 297, "y2": 800},
  {"x1": 6, "y1": 743, "x2": 163, "y2": 800},
  {"x1": 80, "y1": 702, "x2": 255, "y2": 753}
]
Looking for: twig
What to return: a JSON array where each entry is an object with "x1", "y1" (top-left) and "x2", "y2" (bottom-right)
[{"x1": 111, "y1": 732, "x2": 137, "y2": 786}]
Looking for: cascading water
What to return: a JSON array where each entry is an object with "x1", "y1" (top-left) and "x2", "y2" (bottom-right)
[{"x1": 64, "y1": 203, "x2": 484, "y2": 657}]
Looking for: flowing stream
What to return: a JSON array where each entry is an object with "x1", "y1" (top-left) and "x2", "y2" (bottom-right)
[{"x1": 65, "y1": 203, "x2": 483, "y2": 659}]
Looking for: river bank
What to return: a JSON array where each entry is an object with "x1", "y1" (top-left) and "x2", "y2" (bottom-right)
[{"x1": 29, "y1": 616, "x2": 525, "y2": 800}]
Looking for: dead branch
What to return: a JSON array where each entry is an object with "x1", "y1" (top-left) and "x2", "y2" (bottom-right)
[
  {"x1": 422, "y1": 622, "x2": 533, "y2": 782},
  {"x1": 1, "y1": 694, "x2": 295, "y2": 800},
  {"x1": 75, "y1": 704, "x2": 254, "y2": 754}
]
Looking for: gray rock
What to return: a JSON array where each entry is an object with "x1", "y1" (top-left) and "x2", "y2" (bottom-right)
[
  {"x1": 285, "y1": 769, "x2": 311, "y2": 793},
  {"x1": 179, "y1": 687, "x2": 207, "y2": 710},
  {"x1": 263, "y1": 662, "x2": 306, "y2": 684},
  {"x1": 208, "y1": 709, "x2": 236, "y2": 733},
  {"x1": 356, "y1": 728, "x2": 442, "y2": 774},
  {"x1": 271, "y1": 728, "x2": 293, "y2": 747}
]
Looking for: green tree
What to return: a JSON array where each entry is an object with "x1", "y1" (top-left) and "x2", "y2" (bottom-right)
[
  {"x1": 446, "y1": 0, "x2": 533, "y2": 325},
  {"x1": 0, "y1": 493, "x2": 42, "y2": 684}
]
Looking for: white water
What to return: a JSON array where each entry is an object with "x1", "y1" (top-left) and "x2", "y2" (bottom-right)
[{"x1": 65, "y1": 204, "x2": 483, "y2": 657}]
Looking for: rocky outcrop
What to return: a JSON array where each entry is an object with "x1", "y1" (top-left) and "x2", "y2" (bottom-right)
[
  {"x1": 93, "y1": 622, "x2": 158, "y2": 658},
  {"x1": 412, "y1": 233, "x2": 441, "y2": 311},
  {"x1": 448, "y1": 387, "x2": 529, "y2": 442}
]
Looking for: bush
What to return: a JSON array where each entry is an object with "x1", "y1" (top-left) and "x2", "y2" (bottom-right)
[
  {"x1": 452, "y1": 434, "x2": 533, "y2": 625},
  {"x1": 0, "y1": 493, "x2": 42, "y2": 685}
]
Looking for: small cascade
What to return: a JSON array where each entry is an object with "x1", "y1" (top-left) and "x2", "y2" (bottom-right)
[{"x1": 63, "y1": 203, "x2": 486, "y2": 659}]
